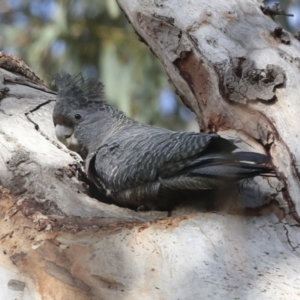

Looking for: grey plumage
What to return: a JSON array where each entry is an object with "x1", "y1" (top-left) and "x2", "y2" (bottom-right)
[{"x1": 53, "y1": 72, "x2": 273, "y2": 211}]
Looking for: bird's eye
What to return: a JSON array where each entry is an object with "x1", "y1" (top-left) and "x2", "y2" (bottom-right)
[{"x1": 75, "y1": 114, "x2": 82, "y2": 120}]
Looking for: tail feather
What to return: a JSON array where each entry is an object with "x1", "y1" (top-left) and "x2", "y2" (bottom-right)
[
  {"x1": 190, "y1": 163, "x2": 273, "y2": 180},
  {"x1": 187, "y1": 151, "x2": 274, "y2": 180},
  {"x1": 230, "y1": 152, "x2": 270, "y2": 164}
]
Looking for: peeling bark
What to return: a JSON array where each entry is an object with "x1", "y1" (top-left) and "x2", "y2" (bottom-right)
[
  {"x1": 117, "y1": 0, "x2": 300, "y2": 217},
  {"x1": 114, "y1": 0, "x2": 300, "y2": 297},
  {"x1": 0, "y1": 0, "x2": 300, "y2": 298}
]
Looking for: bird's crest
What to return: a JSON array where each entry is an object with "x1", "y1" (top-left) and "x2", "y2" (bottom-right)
[{"x1": 53, "y1": 72, "x2": 105, "y2": 105}]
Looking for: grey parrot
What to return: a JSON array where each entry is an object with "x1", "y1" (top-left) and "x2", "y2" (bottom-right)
[{"x1": 53, "y1": 72, "x2": 273, "y2": 211}]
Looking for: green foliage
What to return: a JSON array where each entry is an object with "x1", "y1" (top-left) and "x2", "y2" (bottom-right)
[
  {"x1": 0, "y1": 0, "x2": 298, "y2": 129},
  {"x1": 0, "y1": 0, "x2": 189, "y2": 129}
]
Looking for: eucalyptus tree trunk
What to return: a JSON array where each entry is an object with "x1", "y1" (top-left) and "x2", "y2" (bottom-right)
[{"x1": 0, "y1": 1, "x2": 300, "y2": 299}]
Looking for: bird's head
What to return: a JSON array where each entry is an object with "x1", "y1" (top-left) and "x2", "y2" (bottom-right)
[{"x1": 52, "y1": 72, "x2": 105, "y2": 158}]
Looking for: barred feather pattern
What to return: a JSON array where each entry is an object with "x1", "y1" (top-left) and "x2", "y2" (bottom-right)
[
  {"x1": 89, "y1": 125, "x2": 272, "y2": 208},
  {"x1": 53, "y1": 72, "x2": 273, "y2": 210}
]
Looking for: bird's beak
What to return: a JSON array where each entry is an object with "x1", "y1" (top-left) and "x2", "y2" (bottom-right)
[
  {"x1": 55, "y1": 125, "x2": 81, "y2": 153},
  {"x1": 55, "y1": 124, "x2": 73, "y2": 144}
]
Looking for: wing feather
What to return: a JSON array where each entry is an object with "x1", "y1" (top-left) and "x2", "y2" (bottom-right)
[{"x1": 92, "y1": 129, "x2": 224, "y2": 190}]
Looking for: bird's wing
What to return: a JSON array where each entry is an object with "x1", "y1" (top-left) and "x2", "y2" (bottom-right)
[{"x1": 88, "y1": 127, "x2": 233, "y2": 191}]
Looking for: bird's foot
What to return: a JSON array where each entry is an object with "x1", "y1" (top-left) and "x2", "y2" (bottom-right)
[{"x1": 137, "y1": 202, "x2": 159, "y2": 212}]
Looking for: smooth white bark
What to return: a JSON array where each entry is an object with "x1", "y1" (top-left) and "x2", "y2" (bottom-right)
[
  {"x1": 0, "y1": 0, "x2": 300, "y2": 298},
  {"x1": 117, "y1": 0, "x2": 300, "y2": 234}
]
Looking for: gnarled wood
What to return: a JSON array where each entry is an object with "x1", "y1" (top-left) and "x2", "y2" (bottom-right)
[
  {"x1": 1, "y1": 0, "x2": 300, "y2": 298},
  {"x1": 117, "y1": 0, "x2": 300, "y2": 230}
]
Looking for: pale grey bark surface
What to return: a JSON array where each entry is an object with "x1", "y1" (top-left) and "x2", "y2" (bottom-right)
[
  {"x1": 0, "y1": 0, "x2": 300, "y2": 299},
  {"x1": 117, "y1": 0, "x2": 300, "y2": 236}
]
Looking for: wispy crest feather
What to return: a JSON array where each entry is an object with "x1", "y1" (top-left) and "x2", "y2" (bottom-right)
[{"x1": 54, "y1": 72, "x2": 105, "y2": 103}]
